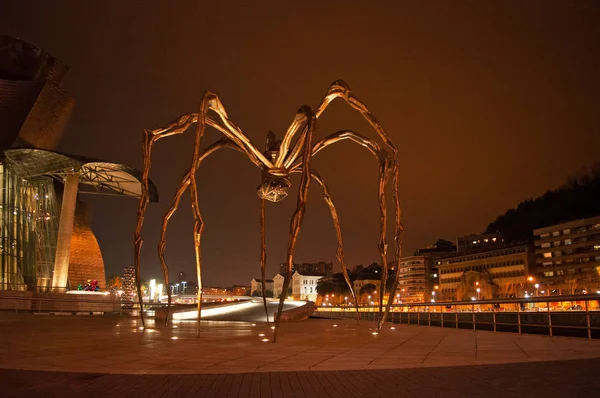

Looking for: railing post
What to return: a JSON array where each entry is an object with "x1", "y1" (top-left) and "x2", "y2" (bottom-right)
[
  {"x1": 493, "y1": 304, "x2": 496, "y2": 333},
  {"x1": 417, "y1": 308, "x2": 420, "y2": 326},
  {"x1": 547, "y1": 301, "x2": 552, "y2": 338},
  {"x1": 472, "y1": 304, "x2": 476, "y2": 331},
  {"x1": 455, "y1": 304, "x2": 458, "y2": 329},
  {"x1": 517, "y1": 303, "x2": 522, "y2": 335},
  {"x1": 585, "y1": 300, "x2": 591, "y2": 341},
  {"x1": 408, "y1": 306, "x2": 411, "y2": 325},
  {"x1": 428, "y1": 306, "x2": 431, "y2": 327},
  {"x1": 440, "y1": 305, "x2": 444, "y2": 329}
]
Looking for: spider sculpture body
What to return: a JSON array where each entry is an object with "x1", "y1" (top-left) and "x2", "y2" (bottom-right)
[{"x1": 133, "y1": 81, "x2": 403, "y2": 342}]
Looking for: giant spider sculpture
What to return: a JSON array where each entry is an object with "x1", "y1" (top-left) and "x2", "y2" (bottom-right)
[{"x1": 133, "y1": 80, "x2": 403, "y2": 342}]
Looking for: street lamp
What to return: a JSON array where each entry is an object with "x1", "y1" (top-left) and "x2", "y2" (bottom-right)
[
  {"x1": 534, "y1": 283, "x2": 540, "y2": 296},
  {"x1": 476, "y1": 288, "x2": 480, "y2": 300}
]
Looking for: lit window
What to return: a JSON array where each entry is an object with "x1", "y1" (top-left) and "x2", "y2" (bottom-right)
[
  {"x1": 543, "y1": 252, "x2": 552, "y2": 258},
  {"x1": 484, "y1": 238, "x2": 489, "y2": 243},
  {"x1": 472, "y1": 240, "x2": 477, "y2": 244},
  {"x1": 492, "y1": 238, "x2": 497, "y2": 242}
]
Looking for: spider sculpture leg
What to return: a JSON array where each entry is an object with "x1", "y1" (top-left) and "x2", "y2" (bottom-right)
[
  {"x1": 312, "y1": 80, "x2": 402, "y2": 331},
  {"x1": 135, "y1": 113, "x2": 198, "y2": 329},
  {"x1": 139, "y1": 93, "x2": 272, "y2": 334},
  {"x1": 273, "y1": 105, "x2": 316, "y2": 343},
  {"x1": 299, "y1": 169, "x2": 360, "y2": 317},
  {"x1": 291, "y1": 128, "x2": 398, "y2": 331},
  {"x1": 158, "y1": 139, "x2": 242, "y2": 326},
  {"x1": 186, "y1": 91, "x2": 279, "y2": 337},
  {"x1": 259, "y1": 198, "x2": 270, "y2": 325}
]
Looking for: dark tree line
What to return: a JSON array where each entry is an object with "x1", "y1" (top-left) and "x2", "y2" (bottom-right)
[{"x1": 485, "y1": 163, "x2": 600, "y2": 243}]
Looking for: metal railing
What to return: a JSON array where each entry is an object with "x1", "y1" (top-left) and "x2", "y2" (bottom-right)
[
  {"x1": 0, "y1": 292, "x2": 122, "y2": 314},
  {"x1": 313, "y1": 294, "x2": 600, "y2": 340}
]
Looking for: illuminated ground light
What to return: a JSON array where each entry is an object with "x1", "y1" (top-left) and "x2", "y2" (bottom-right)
[
  {"x1": 333, "y1": 324, "x2": 338, "y2": 327},
  {"x1": 390, "y1": 326, "x2": 396, "y2": 330},
  {"x1": 172, "y1": 325, "x2": 178, "y2": 328},
  {"x1": 138, "y1": 327, "x2": 144, "y2": 330},
  {"x1": 258, "y1": 333, "x2": 265, "y2": 337},
  {"x1": 172, "y1": 301, "x2": 256, "y2": 320},
  {"x1": 261, "y1": 338, "x2": 270, "y2": 342},
  {"x1": 372, "y1": 331, "x2": 379, "y2": 335},
  {"x1": 171, "y1": 336, "x2": 179, "y2": 340},
  {"x1": 270, "y1": 326, "x2": 276, "y2": 330},
  {"x1": 251, "y1": 323, "x2": 256, "y2": 327}
]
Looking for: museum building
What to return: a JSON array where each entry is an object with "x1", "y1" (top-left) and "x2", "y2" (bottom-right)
[{"x1": 0, "y1": 35, "x2": 157, "y2": 293}]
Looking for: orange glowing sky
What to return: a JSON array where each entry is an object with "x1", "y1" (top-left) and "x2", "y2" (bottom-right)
[{"x1": 1, "y1": 1, "x2": 599, "y2": 285}]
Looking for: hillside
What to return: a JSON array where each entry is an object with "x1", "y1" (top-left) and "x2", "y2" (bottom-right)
[{"x1": 485, "y1": 163, "x2": 600, "y2": 243}]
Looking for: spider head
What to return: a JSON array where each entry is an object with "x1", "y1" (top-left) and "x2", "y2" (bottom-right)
[{"x1": 257, "y1": 172, "x2": 291, "y2": 203}]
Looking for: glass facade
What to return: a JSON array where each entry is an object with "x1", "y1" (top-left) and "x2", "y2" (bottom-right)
[{"x1": 0, "y1": 162, "x2": 59, "y2": 291}]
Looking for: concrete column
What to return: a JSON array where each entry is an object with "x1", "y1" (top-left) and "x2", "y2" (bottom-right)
[{"x1": 51, "y1": 173, "x2": 79, "y2": 292}]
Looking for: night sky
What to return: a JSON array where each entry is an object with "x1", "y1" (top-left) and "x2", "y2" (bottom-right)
[{"x1": 1, "y1": 1, "x2": 599, "y2": 286}]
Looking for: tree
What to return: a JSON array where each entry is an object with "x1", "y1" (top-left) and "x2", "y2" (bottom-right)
[
  {"x1": 316, "y1": 282, "x2": 337, "y2": 296},
  {"x1": 264, "y1": 290, "x2": 274, "y2": 298},
  {"x1": 107, "y1": 276, "x2": 122, "y2": 291},
  {"x1": 359, "y1": 283, "x2": 377, "y2": 296},
  {"x1": 434, "y1": 239, "x2": 455, "y2": 249},
  {"x1": 485, "y1": 162, "x2": 600, "y2": 243}
]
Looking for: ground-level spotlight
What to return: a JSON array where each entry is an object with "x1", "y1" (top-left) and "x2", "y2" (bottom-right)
[
  {"x1": 251, "y1": 323, "x2": 256, "y2": 327},
  {"x1": 138, "y1": 327, "x2": 144, "y2": 330},
  {"x1": 390, "y1": 326, "x2": 396, "y2": 330},
  {"x1": 271, "y1": 326, "x2": 275, "y2": 330},
  {"x1": 261, "y1": 338, "x2": 270, "y2": 342},
  {"x1": 372, "y1": 331, "x2": 379, "y2": 336},
  {"x1": 333, "y1": 324, "x2": 338, "y2": 327},
  {"x1": 258, "y1": 333, "x2": 265, "y2": 337},
  {"x1": 171, "y1": 336, "x2": 179, "y2": 340}
]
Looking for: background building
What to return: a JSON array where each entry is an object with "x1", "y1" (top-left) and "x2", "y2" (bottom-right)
[
  {"x1": 272, "y1": 274, "x2": 285, "y2": 298},
  {"x1": 437, "y1": 244, "x2": 532, "y2": 301},
  {"x1": 250, "y1": 278, "x2": 274, "y2": 296},
  {"x1": 533, "y1": 216, "x2": 600, "y2": 293},
  {"x1": 279, "y1": 261, "x2": 333, "y2": 275},
  {"x1": 231, "y1": 285, "x2": 250, "y2": 296},
  {"x1": 292, "y1": 271, "x2": 323, "y2": 301},
  {"x1": 398, "y1": 256, "x2": 436, "y2": 303},
  {"x1": 456, "y1": 233, "x2": 503, "y2": 252}
]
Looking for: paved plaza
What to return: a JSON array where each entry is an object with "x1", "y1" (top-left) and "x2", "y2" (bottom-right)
[{"x1": 1, "y1": 313, "x2": 600, "y2": 396}]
